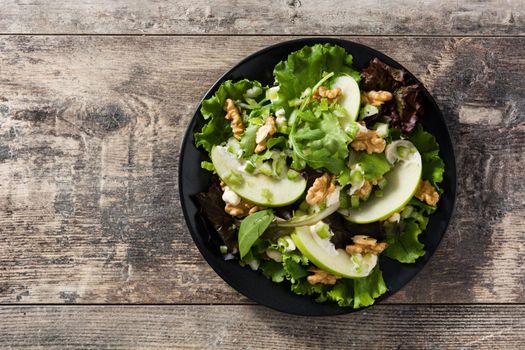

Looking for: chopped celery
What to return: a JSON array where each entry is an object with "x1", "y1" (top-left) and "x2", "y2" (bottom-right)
[
  {"x1": 243, "y1": 161, "x2": 256, "y2": 174},
  {"x1": 351, "y1": 195, "x2": 360, "y2": 208},
  {"x1": 287, "y1": 169, "x2": 300, "y2": 180},
  {"x1": 224, "y1": 171, "x2": 244, "y2": 186},
  {"x1": 200, "y1": 161, "x2": 215, "y2": 172},
  {"x1": 315, "y1": 223, "x2": 332, "y2": 239}
]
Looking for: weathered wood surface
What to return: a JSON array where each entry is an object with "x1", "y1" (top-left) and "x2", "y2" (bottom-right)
[
  {"x1": 0, "y1": 0, "x2": 523, "y2": 36},
  {"x1": 0, "y1": 305, "x2": 523, "y2": 349},
  {"x1": 0, "y1": 35, "x2": 523, "y2": 304}
]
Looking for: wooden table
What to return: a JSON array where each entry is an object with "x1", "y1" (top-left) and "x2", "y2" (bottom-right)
[{"x1": 0, "y1": 1, "x2": 524, "y2": 348}]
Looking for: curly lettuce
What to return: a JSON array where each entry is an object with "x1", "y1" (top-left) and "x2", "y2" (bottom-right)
[
  {"x1": 273, "y1": 43, "x2": 360, "y2": 113},
  {"x1": 252, "y1": 237, "x2": 388, "y2": 308},
  {"x1": 384, "y1": 219, "x2": 425, "y2": 263},
  {"x1": 290, "y1": 103, "x2": 351, "y2": 174},
  {"x1": 409, "y1": 124, "x2": 445, "y2": 191},
  {"x1": 195, "y1": 79, "x2": 266, "y2": 153}
]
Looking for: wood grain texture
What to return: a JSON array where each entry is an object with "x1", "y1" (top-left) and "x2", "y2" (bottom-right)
[
  {"x1": 0, "y1": 35, "x2": 524, "y2": 305},
  {"x1": 0, "y1": 305, "x2": 524, "y2": 349},
  {"x1": 0, "y1": 0, "x2": 523, "y2": 36}
]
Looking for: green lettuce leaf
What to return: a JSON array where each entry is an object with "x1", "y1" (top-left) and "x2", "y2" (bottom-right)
[
  {"x1": 409, "y1": 197, "x2": 436, "y2": 215},
  {"x1": 273, "y1": 43, "x2": 360, "y2": 113},
  {"x1": 260, "y1": 260, "x2": 286, "y2": 283},
  {"x1": 266, "y1": 241, "x2": 309, "y2": 284},
  {"x1": 409, "y1": 124, "x2": 445, "y2": 191},
  {"x1": 384, "y1": 219, "x2": 425, "y2": 263},
  {"x1": 195, "y1": 79, "x2": 265, "y2": 153},
  {"x1": 327, "y1": 279, "x2": 354, "y2": 307},
  {"x1": 266, "y1": 136, "x2": 287, "y2": 150},
  {"x1": 291, "y1": 266, "x2": 387, "y2": 308},
  {"x1": 352, "y1": 265, "x2": 388, "y2": 308},
  {"x1": 291, "y1": 279, "x2": 329, "y2": 302},
  {"x1": 283, "y1": 256, "x2": 308, "y2": 284},
  {"x1": 239, "y1": 122, "x2": 259, "y2": 157},
  {"x1": 357, "y1": 152, "x2": 392, "y2": 180},
  {"x1": 290, "y1": 104, "x2": 351, "y2": 174}
]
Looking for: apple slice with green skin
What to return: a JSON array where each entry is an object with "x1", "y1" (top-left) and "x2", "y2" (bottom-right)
[
  {"x1": 332, "y1": 75, "x2": 360, "y2": 130},
  {"x1": 291, "y1": 226, "x2": 378, "y2": 278},
  {"x1": 342, "y1": 141, "x2": 422, "y2": 224},
  {"x1": 211, "y1": 145, "x2": 307, "y2": 207}
]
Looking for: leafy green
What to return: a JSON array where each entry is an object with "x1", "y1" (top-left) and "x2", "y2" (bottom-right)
[
  {"x1": 194, "y1": 178, "x2": 239, "y2": 253},
  {"x1": 290, "y1": 266, "x2": 388, "y2": 308},
  {"x1": 264, "y1": 241, "x2": 309, "y2": 284},
  {"x1": 195, "y1": 79, "x2": 265, "y2": 153},
  {"x1": 409, "y1": 197, "x2": 436, "y2": 215},
  {"x1": 352, "y1": 265, "x2": 388, "y2": 308},
  {"x1": 384, "y1": 219, "x2": 425, "y2": 263},
  {"x1": 327, "y1": 279, "x2": 354, "y2": 307},
  {"x1": 266, "y1": 136, "x2": 286, "y2": 150},
  {"x1": 240, "y1": 123, "x2": 259, "y2": 157},
  {"x1": 282, "y1": 253, "x2": 309, "y2": 283},
  {"x1": 361, "y1": 57, "x2": 407, "y2": 91},
  {"x1": 260, "y1": 260, "x2": 286, "y2": 283},
  {"x1": 290, "y1": 103, "x2": 351, "y2": 174},
  {"x1": 357, "y1": 153, "x2": 392, "y2": 180},
  {"x1": 238, "y1": 210, "x2": 274, "y2": 258},
  {"x1": 291, "y1": 279, "x2": 329, "y2": 301},
  {"x1": 273, "y1": 43, "x2": 360, "y2": 113},
  {"x1": 409, "y1": 124, "x2": 445, "y2": 191},
  {"x1": 361, "y1": 58, "x2": 423, "y2": 134},
  {"x1": 390, "y1": 84, "x2": 423, "y2": 134}
]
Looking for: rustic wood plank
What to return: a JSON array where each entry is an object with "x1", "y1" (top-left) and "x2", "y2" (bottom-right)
[
  {"x1": 0, "y1": 36, "x2": 523, "y2": 304},
  {"x1": 0, "y1": 0, "x2": 523, "y2": 36},
  {"x1": 0, "y1": 305, "x2": 523, "y2": 349}
]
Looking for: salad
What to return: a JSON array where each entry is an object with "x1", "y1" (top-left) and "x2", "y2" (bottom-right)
[{"x1": 193, "y1": 44, "x2": 444, "y2": 308}]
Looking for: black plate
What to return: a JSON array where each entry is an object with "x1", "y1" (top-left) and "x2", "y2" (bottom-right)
[{"x1": 179, "y1": 38, "x2": 457, "y2": 316}]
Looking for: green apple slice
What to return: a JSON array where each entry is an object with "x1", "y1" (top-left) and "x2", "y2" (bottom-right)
[
  {"x1": 332, "y1": 75, "x2": 361, "y2": 130},
  {"x1": 291, "y1": 226, "x2": 378, "y2": 278},
  {"x1": 342, "y1": 144, "x2": 422, "y2": 224},
  {"x1": 211, "y1": 146, "x2": 306, "y2": 207}
]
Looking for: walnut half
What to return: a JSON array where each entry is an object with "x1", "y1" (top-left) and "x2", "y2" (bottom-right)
[
  {"x1": 415, "y1": 180, "x2": 440, "y2": 206},
  {"x1": 362, "y1": 90, "x2": 393, "y2": 106},
  {"x1": 345, "y1": 235, "x2": 388, "y2": 255},
  {"x1": 313, "y1": 86, "x2": 342, "y2": 101},
  {"x1": 354, "y1": 180, "x2": 372, "y2": 200},
  {"x1": 305, "y1": 173, "x2": 336, "y2": 205},
  {"x1": 224, "y1": 98, "x2": 244, "y2": 140},
  {"x1": 350, "y1": 128, "x2": 386, "y2": 154},
  {"x1": 307, "y1": 267, "x2": 341, "y2": 285}
]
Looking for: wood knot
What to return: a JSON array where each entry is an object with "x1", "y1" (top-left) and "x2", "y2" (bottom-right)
[{"x1": 86, "y1": 104, "x2": 130, "y2": 133}]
